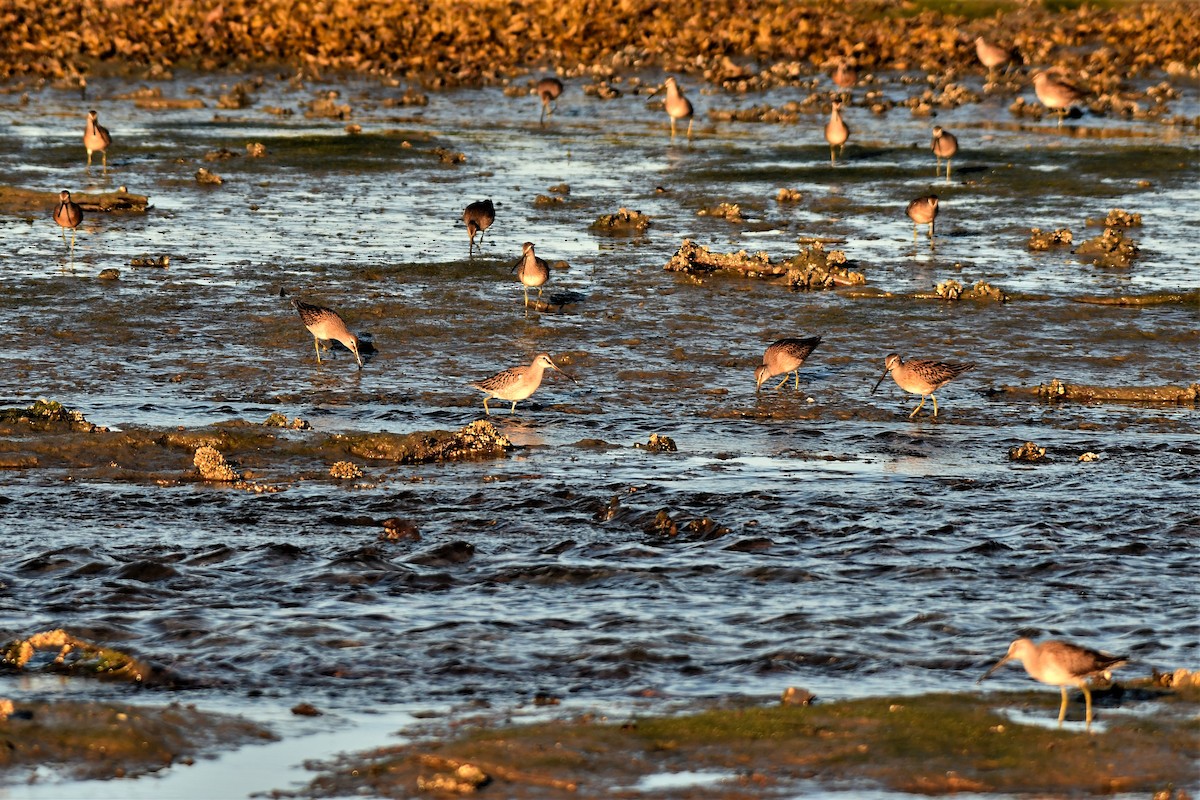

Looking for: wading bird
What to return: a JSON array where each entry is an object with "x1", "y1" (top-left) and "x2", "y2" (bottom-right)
[
  {"x1": 650, "y1": 76, "x2": 694, "y2": 139},
  {"x1": 84, "y1": 109, "x2": 112, "y2": 171},
  {"x1": 291, "y1": 297, "x2": 363, "y2": 369},
  {"x1": 824, "y1": 101, "x2": 849, "y2": 165},
  {"x1": 471, "y1": 352, "x2": 574, "y2": 415},
  {"x1": 755, "y1": 336, "x2": 823, "y2": 392},
  {"x1": 906, "y1": 194, "x2": 939, "y2": 240},
  {"x1": 53, "y1": 190, "x2": 84, "y2": 258},
  {"x1": 536, "y1": 77, "x2": 563, "y2": 125},
  {"x1": 463, "y1": 199, "x2": 495, "y2": 255},
  {"x1": 871, "y1": 353, "x2": 974, "y2": 418},
  {"x1": 932, "y1": 126, "x2": 958, "y2": 182}
]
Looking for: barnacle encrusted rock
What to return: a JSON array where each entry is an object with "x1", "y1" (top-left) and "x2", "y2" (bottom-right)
[
  {"x1": 591, "y1": 208, "x2": 651, "y2": 233},
  {"x1": 193, "y1": 445, "x2": 240, "y2": 481},
  {"x1": 664, "y1": 239, "x2": 864, "y2": 290},
  {"x1": 1075, "y1": 227, "x2": 1140, "y2": 267},
  {"x1": 1027, "y1": 227, "x2": 1073, "y2": 250}
]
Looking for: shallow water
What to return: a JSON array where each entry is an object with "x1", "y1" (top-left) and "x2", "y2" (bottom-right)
[{"x1": 0, "y1": 69, "x2": 1198, "y2": 795}]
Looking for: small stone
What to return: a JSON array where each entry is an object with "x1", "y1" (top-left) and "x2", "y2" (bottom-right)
[
  {"x1": 329, "y1": 461, "x2": 362, "y2": 480},
  {"x1": 1078, "y1": 451, "x2": 1101, "y2": 462},
  {"x1": 195, "y1": 167, "x2": 223, "y2": 185},
  {"x1": 290, "y1": 703, "x2": 322, "y2": 716},
  {"x1": 380, "y1": 518, "x2": 420, "y2": 541},
  {"x1": 1009, "y1": 442, "x2": 1047, "y2": 462},
  {"x1": 98, "y1": 269, "x2": 120, "y2": 280}
]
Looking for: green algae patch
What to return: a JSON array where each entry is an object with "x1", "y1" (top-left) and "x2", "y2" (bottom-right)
[
  {"x1": 0, "y1": 400, "x2": 104, "y2": 433},
  {"x1": 0, "y1": 697, "x2": 273, "y2": 783},
  {"x1": 292, "y1": 691, "x2": 1199, "y2": 798}
]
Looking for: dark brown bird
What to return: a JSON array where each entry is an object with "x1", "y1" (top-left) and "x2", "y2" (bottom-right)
[
  {"x1": 463, "y1": 199, "x2": 495, "y2": 255},
  {"x1": 53, "y1": 190, "x2": 84, "y2": 257}
]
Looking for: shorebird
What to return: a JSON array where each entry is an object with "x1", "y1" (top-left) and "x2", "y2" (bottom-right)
[
  {"x1": 824, "y1": 101, "x2": 849, "y2": 165},
  {"x1": 978, "y1": 638, "x2": 1128, "y2": 730},
  {"x1": 536, "y1": 77, "x2": 563, "y2": 125},
  {"x1": 650, "y1": 76, "x2": 693, "y2": 139},
  {"x1": 932, "y1": 126, "x2": 958, "y2": 182},
  {"x1": 463, "y1": 199, "x2": 495, "y2": 255},
  {"x1": 291, "y1": 298, "x2": 362, "y2": 368},
  {"x1": 831, "y1": 59, "x2": 857, "y2": 91},
  {"x1": 53, "y1": 190, "x2": 83, "y2": 257},
  {"x1": 1033, "y1": 71, "x2": 1085, "y2": 125},
  {"x1": 975, "y1": 36, "x2": 1013, "y2": 79},
  {"x1": 906, "y1": 194, "x2": 939, "y2": 240},
  {"x1": 755, "y1": 336, "x2": 823, "y2": 391},
  {"x1": 83, "y1": 109, "x2": 111, "y2": 170},
  {"x1": 471, "y1": 352, "x2": 574, "y2": 415},
  {"x1": 871, "y1": 353, "x2": 974, "y2": 418},
  {"x1": 513, "y1": 241, "x2": 550, "y2": 314}
]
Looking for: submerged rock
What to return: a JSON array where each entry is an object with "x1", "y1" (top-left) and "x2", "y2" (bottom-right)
[
  {"x1": 1075, "y1": 227, "x2": 1140, "y2": 267},
  {"x1": 590, "y1": 208, "x2": 651, "y2": 233},
  {"x1": 1027, "y1": 227, "x2": 1073, "y2": 250},
  {"x1": 1009, "y1": 441, "x2": 1047, "y2": 462},
  {"x1": 664, "y1": 239, "x2": 864, "y2": 290}
]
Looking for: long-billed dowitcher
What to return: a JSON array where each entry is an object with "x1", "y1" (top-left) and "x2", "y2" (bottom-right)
[
  {"x1": 1033, "y1": 71, "x2": 1085, "y2": 126},
  {"x1": 824, "y1": 101, "x2": 849, "y2": 165},
  {"x1": 84, "y1": 109, "x2": 111, "y2": 170},
  {"x1": 931, "y1": 126, "x2": 958, "y2": 182},
  {"x1": 471, "y1": 352, "x2": 574, "y2": 414},
  {"x1": 463, "y1": 199, "x2": 495, "y2": 255},
  {"x1": 650, "y1": 76, "x2": 694, "y2": 139},
  {"x1": 831, "y1": 59, "x2": 857, "y2": 91},
  {"x1": 53, "y1": 190, "x2": 83, "y2": 257},
  {"x1": 978, "y1": 638, "x2": 1127, "y2": 730},
  {"x1": 513, "y1": 241, "x2": 549, "y2": 313},
  {"x1": 755, "y1": 336, "x2": 823, "y2": 392},
  {"x1": 906, "y1": 194, "x2": 939, "y2": 240},
  {"x1": 536, "y1": 77, "x2": 563, "y2": 125},
  {"x1": 291, "y1": 298, "x2": 363, "y2": 369},
  {"x1": 975, "y1": 37, "x2": 1013, "y2": 79},
  {"x1": 871, "y1": 353, "x2": 974, "y2": 418}
]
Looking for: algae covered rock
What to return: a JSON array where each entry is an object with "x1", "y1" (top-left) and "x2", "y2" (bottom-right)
[
  {"x1": 664, "y1": 239, "x2": 863, "y2": 289},
  {"x1": 1075, "y1": 227, "x2": 1139, "y2": 267},
  {"x1": 590, "y1": 208, "x2": 651, "y2": 234},
  {"x1": 1027, "y1": 227, "x2": 1073, "y2": 250}
]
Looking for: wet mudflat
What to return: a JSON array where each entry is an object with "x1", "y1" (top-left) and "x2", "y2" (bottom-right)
[{"x1": 0, "y1": 65, "x2": 1197, "y2": 797}]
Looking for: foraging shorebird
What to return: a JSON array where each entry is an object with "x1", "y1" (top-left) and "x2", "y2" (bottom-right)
[
  {"x1": 975, "y1": 37, "x2": 1013, "y2": 79},
  {"x1": 53, "y1": 190, "x2": 83, "y2": 257},
  {"x1": 1033, "y1": 71, "x2": 1085, "y2": 125},
  {"x1": 824, "y1": 101, "x2": 849, "y2": 165},
  {"x1": 83, "y1": 109, "x2": 111, "y2": 170},
  {"x1": 755, "y1": 336, "x2": 823, "y2": 392},
  {"x1": 471, "y1": 352, "x2": 574, "y2": 415},
  {"x1": 463, "y1": 199, "x2": 495, "y2": 255},
  {"x1": 291, "y1": 298, "x2": 362, "y2": 369},
  {"x1": 535, "y1": 77, "x2": 563, "y2": 125},
  {"x1": 650, "y1": 76, "x2": 694, "y2": 139},
  {"x1": 906, "y1": 194, "x2": 939, "y2": 240},
  {"x1": 978, "y1": 638, "x2": 1128, "y2": 730},
  {"x1": 932, "y1": 126, "x2": 958, "y2": 182},
  {"x1": 513, "y1": 241, "x2": 550, "y2": 313},
  {"x1": 871, "y1": 353, "x2": 974, "y2": 418},
  {"x1": 831, "y1": 59, "x2": 857, "y2": 91}
]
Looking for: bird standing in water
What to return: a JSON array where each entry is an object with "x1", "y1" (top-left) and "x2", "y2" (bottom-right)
[
  {"x1": 84, "y1": 110, "x2": 112, "y2": 171},
  {"x1": 53, "y1": 190, "x2": 84, "y2": 258},
  {"x1": 471, "y1": 352, "x2": 574, "y2": 415},
  {"x1": 755, "y1": 336, "x2": 823, "y2": 392},
  {"x1": 906, "y1": 195, "x2": 939, "y2": 241},
  {"x1": 1033, "y1": 70, "x2": 1085, "y2": 126},
  {"x1": 463, "y1": 199, "x2": 495, "y2": 255},
  {"x1": 871, "y1": 353, "x2": 974, "y2": 418},
  {"x1": 291, "y1": 297, "x2": 363, "y2": 369},
  {"x1": 651, "y1": 77, "x2": 694, "y2": 139},
  {"x1": 513, "y1": 242, "x2": 550, "y2": 314},
  {"x1": 975, "y1": 37, "x2": 1013, "y2": 80},
  {"x1": 824, "y1": 101, "x2": 849, "y2": 165},
  {"x1": 536, "y1": 77, "x2": 563, "y2": 125},
  {"x1": 932, "y1": 126, "x2": 958, "y2": 182},
  {"x1": 978, "y1": 638, "x2": 1127, "y2": 730}
]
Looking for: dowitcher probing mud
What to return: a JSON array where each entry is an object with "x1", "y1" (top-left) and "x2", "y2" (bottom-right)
[
  {"x1": 932, "y1": 126, "x2": 958, "y2": 182},
  {"x1": 978, "y1": 638, "x2": 1128, "y2": 730},
  {"x1": 824, "y1": 101, "x2": 849, "y2": 165},
  {"x1": 536, "y1": 77, "x2": 563, "y2": 125},
  {"x1": 513, "y1": 241, "x2": 550, "y2": 313},
  {"x1": 650, "y1": 77, "x2": 694, "y2": 139},
  {"x1": 471, "y1": 352, "x2": 574, "y2": 415},
  {"x1": 53, "y1": 190, "x2": 83, "y2": 257},
  {"x1": 463, "y1": 199, "x2": 495, "y2": 255},
  {"x1": 1033, "y1": 71, "x2": 1085, "y2": 126},
  {"x1": 906, "y1": 194, "x2": 939, "y2": 240},
  {"x1": 871, "y1": 353, "x2": 974, "y2": 418},
  {"x1": 84, "y1": 109, "x2": 111, "y2": 170},
  {"x1": 291, "y1": 298, "x2": 363, "y2": 369},
  {"x1": 755, "y1": 336, "x2": 823, "y2": 392}
]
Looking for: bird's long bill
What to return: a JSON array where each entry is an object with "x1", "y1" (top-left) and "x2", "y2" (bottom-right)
[
  {"x1": 976, "y1": 655, "x2": 1011, "y2": 685},
  {"x1": 647, "y1": 85, "x2": 664, "y2": 98},
  {"x1": 870, "y1": 368, "x2": 890, "y2": 395},
  {"x1": 511, "y1": 256, "x2": 523, "y2": 273},
  {"x1": 548, "y1": 361, "x2": 578, "y2": 384}
]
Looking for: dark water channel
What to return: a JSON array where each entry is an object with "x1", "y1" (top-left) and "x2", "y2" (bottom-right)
[{"x1": 0, "y1": 69, "x2": 1197, "y2": 796}]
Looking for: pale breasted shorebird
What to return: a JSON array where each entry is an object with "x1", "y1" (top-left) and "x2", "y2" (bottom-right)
[
  {"x1": 932, "y1": 126, "x2": 958, "y2": 182},
  {"x1": 53, "y1": 190, "x2": 83, "y2": 257},
  {"x1": 291, "y1": 298, "x2": 362, "y2": 369},
  {"x1": 1033, "y1": 71, "x2": 1085, "y2": 126},
  {"x1": 978, "y1": 638, "x2": 1128, "y2": 730},
  {"x1": 83, "y1": 109, "x2": 112, "y2": 171},
  {"x1": 535, "y1": 77, "x2": 563, "y2": 125},
  {"x1": 755, "y1": 336, "x2": 823, "y2": 392},
  {"x1": 512, "y1": 241, "x2": 550, "y2": 314},
  {"x1": 906, "y1": 194, "x2": 939, "y2": 240},
  {"x1": 975, "y1": 37, "x2": 1013, "y2": 79},
  {"x1": 471, "y1": 352, "x2": 574, "y2": 415},
  {"x1": 871, "y1": 353, "x2": 974, "y2": 418},
  {"x1": 831, "y1": 59, "x2": 857, "y2": 91},
  {"x1": 650, "y1": 76, "x2": 694, "y2": 139},
  {"x1": 463, "y1": 199, "x2": 495, "y2": 255},
  {"x1": 824, "y1": 101, "x2": 849, "y2": 165}
]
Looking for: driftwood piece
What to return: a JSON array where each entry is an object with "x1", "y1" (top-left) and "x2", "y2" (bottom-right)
[
  {"x1": 0, "y1": 184, "x2": 150, "y2": 214},
  {"x1": 1073, "y1": 291, "x2": 1199, "y2": 307},
  {"x1": 988, "y1": 380, "x2": 1199, "y2": 404}
]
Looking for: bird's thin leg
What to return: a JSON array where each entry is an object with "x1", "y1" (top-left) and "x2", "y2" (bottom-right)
[
  {"x1": 946, "y1": 159, "x2": 952, "y2": 183},
  {"x1": 931, "y1": 395, "x2": 939, "y2": 417},
  {"x1": 1083, "y1": 685, "x2": 1093, "y2": 730},
  {"x1": 909, "y1": 397, "x2": 926, "y2": 418},
  {"x1": 686, "y1": 118, "x2": 693, "y2": 139},
  {"x1": 523, "y1": 286, "x2": 530, "y2": 308},
  {"x1": 935, "y1": 156, "x2": 941, "y2": 176},
  {"x1": 509, "y1": 401, "x2": 517, "y2": 414},
  {"x1": 773, "y1": 375, "x2": 788, "y2": 390},
  {"x1": 670, "y1": 118, "x2": 677, "y2": 139},
  {"x1": 830, "y1": 145, "x2": 835, "y2": 166},
  {"x1": 793, "y1": 371, "x2": 801, "y2": 390},
  {"x1": 313, "y1": 336, "x2": 322, "y2": 364},
  {"x1": 482, "y1": 398, "x2": 491, "y2": 415},
  {"x1": 1058, "y1": 686, "x2": 1069, "y2": 726},
  {"x1": 102, "y1": 152, "x2": 107, "y2": 172}
]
